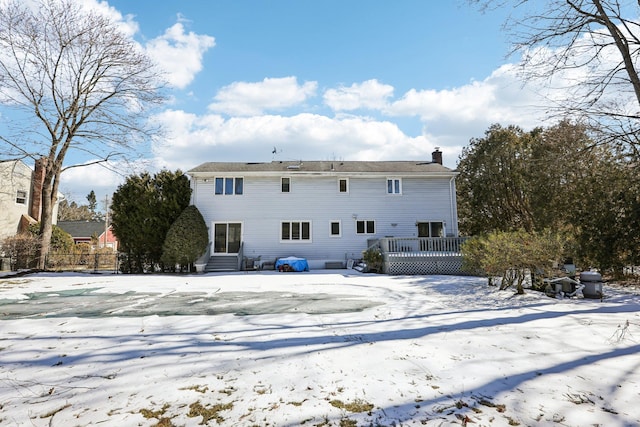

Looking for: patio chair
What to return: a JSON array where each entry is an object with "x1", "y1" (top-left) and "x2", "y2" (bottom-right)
[{"x1": 243, "y1": 256, "x2": 260, "y2": 271}]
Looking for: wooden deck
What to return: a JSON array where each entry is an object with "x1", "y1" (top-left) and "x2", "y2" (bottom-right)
[{"x1": 375, "y1": 237, "x2": 471, "y2": 275}]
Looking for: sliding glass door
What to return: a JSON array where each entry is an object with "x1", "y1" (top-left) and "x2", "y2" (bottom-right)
[{"x1": 213, "y1": 223, "x2": 242, "y2": 254}]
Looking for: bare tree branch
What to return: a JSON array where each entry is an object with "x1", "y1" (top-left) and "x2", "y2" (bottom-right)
[
  {"x1": 0, "y1": 0, "x2": 166, "y2": 268},
  {"x1": 487, "y1": 0, "x2": 640, "y2": 151}
]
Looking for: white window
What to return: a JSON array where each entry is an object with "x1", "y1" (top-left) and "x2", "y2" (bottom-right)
[
  {"x1": 281, "y1": 221, "x2": 311, "y2": 241},
  {"x1": 16, "y1": 190, "x2": 27, "y2": 205},
  {"x1": 215, "y1": 177, "x2": 243, "y2": 195},
  {"x1": 417, "y1": 221, "x2": 444, "y2": 238},
  {"x1": 338, "y1": 178, "x2": 349, "y2": 193},
  {"x1": 387, "y1": 178, "x2": 402, "y2": 194},
  {"x1": 281, "y1": 177, "x2": 291, "y2": 193},
  {"x1": 356, "y1": 220, "x2": 375, "y2": 234},
  {"x1": 330, "y1": 221, "x2": 341, "y2": 237}
]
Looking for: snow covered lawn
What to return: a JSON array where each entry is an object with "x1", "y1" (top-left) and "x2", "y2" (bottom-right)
[{"x1": 1, "y1": 271, "x2": 639, "y2": 426}]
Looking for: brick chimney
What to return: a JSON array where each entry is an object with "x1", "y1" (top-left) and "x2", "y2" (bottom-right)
[
  {"x1": 431, "y1": 147, "x2": 443, "y2": 165},
  {"x1": 30, "y1": 157, "x2": 47, "y2": 221}
]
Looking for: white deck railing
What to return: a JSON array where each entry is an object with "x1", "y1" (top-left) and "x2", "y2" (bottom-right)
[
  {"x1": 379, "y1": 237, "x2": 469, "y2": 255},
  {"x1": 373, "y1": 237, "x2": 471, "y2": 275}
]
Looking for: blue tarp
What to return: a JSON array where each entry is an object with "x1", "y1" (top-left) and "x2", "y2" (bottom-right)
[{"x1": 275, "y1": 256, "x2": 309, "y2": 272}]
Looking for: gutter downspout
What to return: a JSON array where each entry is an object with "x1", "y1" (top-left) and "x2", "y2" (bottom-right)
[
  {"x1": 449, "y1": 176, "x2": 458, "y2": 237},
  {"x1": 191, "y1": 176, "x2": 198, "y2": 205}
]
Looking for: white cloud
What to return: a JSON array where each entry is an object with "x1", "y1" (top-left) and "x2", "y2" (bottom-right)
[
  {"x1": 145, "y1": 22, "x2": 215, "y2": 89},
  {"x1": 387, "y1": 64, "x2": 544, "y2": 127},
  {"x1": 23, "y1": 1, "x2": 214, "y2": 90},
  {"x1": 324, "y1": 79, "x2": 394, "y2": 111},
  {"x1": 208, "y1": 77, "x2": 318, "y2": 116},
  {"x1": 59, "y1": 64, "x2": 553, "y2": 199},
  {"x1": 148, "y1": 65, "x2": 560, "y2": 177},
  {"x1": 150, "y1": 110, "x2": 437, "y2": 171},
  {"x1": 79, "y1": 0, "x2": 140, "y2": 38},
  {"x1": 517, "y1": 31, "x2": 640, "y2": 118}
]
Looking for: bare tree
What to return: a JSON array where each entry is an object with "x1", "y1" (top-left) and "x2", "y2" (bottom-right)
[
  {"x1": 474, "y1": 0, "x2": 640, "y2": 151},
  {"x1": 0, "y1": 0, "x2": 164, "y2": 268}
]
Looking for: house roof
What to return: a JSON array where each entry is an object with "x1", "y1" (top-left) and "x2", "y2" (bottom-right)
[
  {"x1": 188, "y1": 160, "x2": 455, "y2": 176},
  {"x1": 57, "y1": 221, "x2": 106, "y2": 238}
]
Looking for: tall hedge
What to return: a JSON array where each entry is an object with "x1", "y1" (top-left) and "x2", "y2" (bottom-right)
[
  {"x1": 111, "y1": 169, "x2": 191, "y2": 273},
  {"x1": 161, "y1": 205, "x2": 209, "y2": 272}
]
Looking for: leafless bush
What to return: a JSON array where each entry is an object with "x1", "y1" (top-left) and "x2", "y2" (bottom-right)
[{"x1": 1, "y1": 233, "x2": 40, "y2": 270}]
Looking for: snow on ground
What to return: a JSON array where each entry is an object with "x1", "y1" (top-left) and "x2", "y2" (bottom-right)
[{"x1": 0, "y1": 270, "x2": 639, "y2": 426}]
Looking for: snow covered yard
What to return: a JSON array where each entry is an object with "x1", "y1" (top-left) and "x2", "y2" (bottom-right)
[{"x1": 0, "y1": 271, "x2": 639, "y2": 426}]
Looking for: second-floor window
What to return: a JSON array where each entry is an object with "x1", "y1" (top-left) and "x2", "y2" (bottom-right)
[
  {"x1": 387, "y1": 178, "x2": 402, "y2": 194},
  {"x1": 16, "y1": 190, "x2": 27, "y2": 205},
  {"x1": 215, "y1": 177, "x2": 243, "y2": 195},
  {"x1": 338, "y1": 178, "x2": 348, "y2": 193},
  {"x1": 281, "y1": 177, "x2": 291, "y2": 193}
]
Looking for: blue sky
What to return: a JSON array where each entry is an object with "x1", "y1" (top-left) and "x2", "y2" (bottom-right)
[
  {"x1": 123, "y1": 1, "x2": 511, "y2": 93},
  {"x1": 4, "y1": 0, "x2": 550, "y2": 203}
]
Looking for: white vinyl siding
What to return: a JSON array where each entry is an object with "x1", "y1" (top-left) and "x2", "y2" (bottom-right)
[{"x1": 192, "y1": 173, "x2": 458, "y2": 263}]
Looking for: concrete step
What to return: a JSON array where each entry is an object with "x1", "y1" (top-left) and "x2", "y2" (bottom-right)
[{"x1": 205, "y1": 256, "x2": 238, "y2": 272}]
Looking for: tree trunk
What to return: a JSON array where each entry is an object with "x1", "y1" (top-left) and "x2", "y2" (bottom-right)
[
  {"x1": 37, "y1": 181, "x2": 53, "y2": 270},
  {"x1": 516, "y1": 273, "x2": 525, "y2": 295},
  {"x1": 36, "y1": 159, "x2": 61, "y2": 270}
]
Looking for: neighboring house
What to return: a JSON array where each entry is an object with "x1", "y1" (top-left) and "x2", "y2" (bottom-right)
[
  {"x1": 0, "y1": 158, "x2": 60, "y2": 241},
  {"x1": 188, "y1": 149, "x2": 460, "y2": 271},
  {"x1": 57, "y1": 221, "x2": 119, "y2": 252}
]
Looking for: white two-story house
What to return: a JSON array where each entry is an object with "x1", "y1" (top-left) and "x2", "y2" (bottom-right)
[{"x1": 188, "y1": 150, "x2": 460, "y2": 272}]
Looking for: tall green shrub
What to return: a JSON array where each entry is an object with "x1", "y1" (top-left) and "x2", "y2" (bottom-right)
[
  {"x1": 161, "y1": 205, "x2": 209, "y2": 272},
  {"x1": 111, "y1": 169, "x2": 191, "y2": 273},
  {"x1": 457, "y1": 121, "x2": 635, "y2": 275}
]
